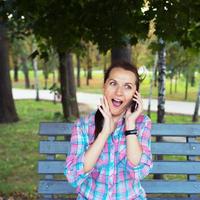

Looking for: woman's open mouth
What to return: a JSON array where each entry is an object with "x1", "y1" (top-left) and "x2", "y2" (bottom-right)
[{"x1": 112, "y1": 98, "x2": 123, "y2": 108}]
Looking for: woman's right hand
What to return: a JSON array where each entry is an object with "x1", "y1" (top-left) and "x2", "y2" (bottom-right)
[{"x1": 98, "y1": 96, "x2": 115, "y2": 136}]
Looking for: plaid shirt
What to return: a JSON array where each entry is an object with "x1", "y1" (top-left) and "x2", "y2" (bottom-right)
[{"x1": 64, "y1": 112, "x2": 153, "y2": 200}]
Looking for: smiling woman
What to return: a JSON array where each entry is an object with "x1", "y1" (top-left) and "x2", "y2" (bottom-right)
[{"x1": 64, "y1": 61, "x2": 153, "y2": 200}]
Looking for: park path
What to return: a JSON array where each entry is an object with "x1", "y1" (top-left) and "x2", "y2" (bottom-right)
[{"x1": 12, "y1": 88, "x2": 199, "y2": 116}]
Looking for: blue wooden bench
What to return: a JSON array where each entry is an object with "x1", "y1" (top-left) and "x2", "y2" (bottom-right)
[{"x1": 38, "y1": 122, "x2": 200, "y2": 200}]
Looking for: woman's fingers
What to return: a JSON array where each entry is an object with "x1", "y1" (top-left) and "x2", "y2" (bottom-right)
[
  {"x1": 100, "y1": 96, "x2": 110, "y2": 115},
  {"x1": 103, "y1": 96, "x2": 109, "y2": 109},
  {"x1": 132, "y1": 92, "x2": 143, "y2": 112},
  {"x1": 133, "y1": 92, "x2": 143, "y2": 106},
  {"x1": 98, "y1": 105, "x2": 106, "y2": 118}
]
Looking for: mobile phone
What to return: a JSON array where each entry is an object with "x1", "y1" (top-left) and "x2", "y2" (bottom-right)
[
  {"x1": 130, "y1": 90, "x2": 139, "y2": 112},
  {"x1": 131, "y1": 100, "x2": 138, "y2": 113}
]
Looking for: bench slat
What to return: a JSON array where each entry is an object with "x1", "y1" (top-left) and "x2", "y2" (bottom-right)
[
  {"x1": 40, "y1": 141, "x2": 70, "y2": 154},
  {"x1": 152, "y1": 124, "x2": 200, "y2": 136},
  {"x1": 152, "y1": 142, "x2": 200, "y2": 155},
  {"x1": 39, "y1": 141, "x2": 200, "y2": 156},
  {"x1": 39, "y1": 123, "x2": 73, "y2": 136},
  {"x1": 39, "y1": 123, "x2": 200, "y2": 137},
  {"x1": 38, "y1": 160, "x2": 200, "y2": 174},
  {"x1": 38, "y1": 180, "x2": 200, "y2": 194},
  {"x1": 38, "y1": 180, "x2": 76, "y2": 194},
  {"x1": 143, "y1": 180, "x2": 200, "y2": 193}
]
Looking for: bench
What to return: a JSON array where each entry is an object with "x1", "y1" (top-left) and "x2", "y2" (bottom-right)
[{"x1": 38, "y1": 122, "x2": 200, "y2": 200}]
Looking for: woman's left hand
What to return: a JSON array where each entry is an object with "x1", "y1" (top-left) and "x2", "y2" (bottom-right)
[{"x1": 125, "y1": 91, "x2": 143, "y2": 129}]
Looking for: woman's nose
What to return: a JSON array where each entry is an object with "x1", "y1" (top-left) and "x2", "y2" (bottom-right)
[{"x1": 115, "y1": 86, "x2": 123, "y2": 95}]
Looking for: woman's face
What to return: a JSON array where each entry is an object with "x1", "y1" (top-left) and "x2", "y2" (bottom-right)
[{"x1": 103, "y1": 67, "x2": 137, "y2": 118}]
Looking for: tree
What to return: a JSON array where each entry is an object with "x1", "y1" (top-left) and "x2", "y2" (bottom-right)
[
  {"x1": 193, "y1": 81, "x2": 200, "y2": 122},
  {"x1": 81, "y1": 0, "x2": 150, "y2": 64},
  {"x1": 148, "y1": 0, "x2": 200, "y2": 123},
  {"x1": 15, "y1": 1, "x2": 85, "y2": 120},
  {"x1": 0, "y1": 19, "x2": 19, "y2": 123},
  {"x1": 157, "y1": 40, "x2": 166, "y2": 123}
]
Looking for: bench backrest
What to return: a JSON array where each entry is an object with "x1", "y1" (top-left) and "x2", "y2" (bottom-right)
[{"x1": 38, "y1": 122, "x2": 200, "y2": 199}]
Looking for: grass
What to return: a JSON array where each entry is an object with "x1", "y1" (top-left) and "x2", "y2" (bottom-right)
[
  {"x1": 0, "y1": 100, "x2": 63, "y2": 199},
  {"x1": 0, "y1": 100, "x2": 199, "y2": 199},
  {"x1": 10, "y1": 69, "x2": 200, "y2": 102}
]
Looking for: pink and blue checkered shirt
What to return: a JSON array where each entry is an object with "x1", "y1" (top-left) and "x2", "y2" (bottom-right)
[{"x1": 64, "y1": 112, "x2": 153, "y2": 200}]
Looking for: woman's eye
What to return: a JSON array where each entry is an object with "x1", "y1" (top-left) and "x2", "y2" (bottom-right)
[
  {"x1": 125, "y1": 85, "x2": 132, "y2": 89},
  {"x1": 110, "y1": 81, "x2": 116, "y2": 86}
]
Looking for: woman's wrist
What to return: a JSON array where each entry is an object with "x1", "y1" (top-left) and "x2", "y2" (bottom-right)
[
  {"x1": 125, "y1": 121, "x2": 136, "y2": 131},
  {"x1": 125, "y1": 120, "x2": 136, "y2": 130}
]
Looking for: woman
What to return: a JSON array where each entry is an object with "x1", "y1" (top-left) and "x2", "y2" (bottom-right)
[{"x1": 64, "y1": 61, "x2": 153, "y2": 200}]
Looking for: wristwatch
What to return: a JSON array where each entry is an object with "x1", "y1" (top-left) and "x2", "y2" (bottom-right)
[{"x1": 125, "y1": 129, "x2": 138, "y2": 136}]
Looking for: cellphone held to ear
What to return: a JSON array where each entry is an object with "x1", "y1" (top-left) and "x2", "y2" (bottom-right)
[
  {"x1": 131, "y1": 100, "x2": 138, "y2": 113},
  {"x1": 130, "y1": 91, "x2": 139, "y2": 113}
]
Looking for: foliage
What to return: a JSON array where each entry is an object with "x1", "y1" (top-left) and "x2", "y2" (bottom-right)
[
  {"x1": 165, "y1": 42, "x2": 200, "y2": 81},
  {"x1": 81, "y1": 0, "x2": 151, "y2": 52},
  {"x1": 148, "y1": 0, "x2": 200, "y2": 48},
  {"x1": 10, "y1": 1, "x2": 151, "y2": 54}
]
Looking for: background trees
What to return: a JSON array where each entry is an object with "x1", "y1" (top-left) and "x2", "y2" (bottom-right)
[{"x1": 1, "y1": 0, "x2": 200, "y2": 123}]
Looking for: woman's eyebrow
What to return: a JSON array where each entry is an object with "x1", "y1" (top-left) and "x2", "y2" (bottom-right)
[
  {"x1": 125, "y1": 82, "x2": 134, "y2": 86},
  {"x1": 109, "y1": 78, "x2": 134, "y2": 86}
]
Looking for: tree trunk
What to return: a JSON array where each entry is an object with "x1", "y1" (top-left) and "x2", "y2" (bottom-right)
[
  {"x1": 14, "y1": 65, "x2": 18, "y2": 82},
  {"x1": 170, "y1": 76, "x2": 173, "y2": 94},
  {"x1": 192, "y1": 82, "x2": 200, "y2": 122},
  {"x1": 111, "y1": 44, "x2": 132, "y2": 64},
  {"x1": 33, "y1": 58, "x2": 39, "y2": 101},
  {"x1": 103, "y1": 54, "x2": 107, "y2": 74},
  {"x1": 185, "y1": 71, "x2": 189, "y2": 100},
  {"x1": 0, "y1": 21, "x2": 19, "y2": 123},
  {"x1": 76, "y1": 55, "x2": 81, "y2": 87},
  {"x1": 157, "y1": 44, "x2": 166, "y2": 123},
  {"x1": 58, "y1": 52, "x2": 79, "y2": 121},
  {"x1": 86, "y1": 46, "x2": 92, "y2": 86},
  {"x1": 155, "y1": 41, "x2": 166, "y2": 180},
  {"x1": 43, "y1": 63, "x2": 48, "y2": 89},
  {"x1": 22, "y1": 57, "x2": 30, "y2": 89},
  {"x1": 148, "y1": 53, "x2": 158, "y2": 118},
  {"x1": 86, "y1": 66, "x2": 92, "y2": 86},
  {"x1": 52, "y1": 70, "x2": 57, "y2": 104},
  {"x1": 154, "y1": 64, "x2": 158, "y2": 87},
  {"x1": 44, "y1": 77, "x2": 48, "y2": 90},
  {"x1": 175, "y1": 71, "x2": 178, "y2": 93},
  {"x1": 191, "y1": 71, "x2": 195, "y2": 87}
]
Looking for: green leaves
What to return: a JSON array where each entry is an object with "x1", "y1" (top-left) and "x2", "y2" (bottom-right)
[
  {"x1": 148, "y1": 0, "x2": 200, "y2": 49},
  {"x1": 3, "y1": 0, "x2": 200, "y2": 55}
]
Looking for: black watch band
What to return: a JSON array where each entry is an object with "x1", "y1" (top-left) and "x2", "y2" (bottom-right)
[{"x1": 125, "y1": 129, "x2": 138, "y2": 136}]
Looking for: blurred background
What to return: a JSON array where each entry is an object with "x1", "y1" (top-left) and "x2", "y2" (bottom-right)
[{"x1": 0, "y1": 1, "x2": 200, "y2": 199}]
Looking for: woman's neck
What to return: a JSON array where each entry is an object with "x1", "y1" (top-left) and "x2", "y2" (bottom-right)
[{"x1": 113, "y1": 111, "x2": 126, "y2": 124}]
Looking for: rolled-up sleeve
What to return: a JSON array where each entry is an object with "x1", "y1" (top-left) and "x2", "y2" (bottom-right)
[
  {"x1": 121, "y1": 115, "x2": 153, "y2": 181},
  {"x1": 64, "y1": 118, "x2": 94, "y2": 188}
]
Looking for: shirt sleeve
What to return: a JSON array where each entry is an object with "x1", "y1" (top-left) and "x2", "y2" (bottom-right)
[
  {"x1": 121, "y1": 115, "x2": 153, "y2": 181},
  {"x1": 64, "y1": 118, "x2": 94, "y2": 188}
]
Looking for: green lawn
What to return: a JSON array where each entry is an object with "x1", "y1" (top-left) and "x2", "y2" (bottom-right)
[
  {"x1": 0, "y1": 100, "x2": 199, "y2": 199},
  {"x1": 10, "y1": 69, "x2": 200, "y2": 102}
]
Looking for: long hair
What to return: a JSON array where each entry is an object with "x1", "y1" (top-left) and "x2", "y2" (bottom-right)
[{"x1": 94, "y1": 61, "x2": 141, "y2": 140}]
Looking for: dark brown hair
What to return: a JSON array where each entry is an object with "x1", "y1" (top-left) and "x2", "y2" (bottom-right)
[{"x1": 94, "y1": 61, "x2": 141, "y2": 139}]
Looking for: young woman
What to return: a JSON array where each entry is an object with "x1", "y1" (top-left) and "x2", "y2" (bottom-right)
[{"x1": 64, "y1": 61, "x2": 153, "y2": 200}]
